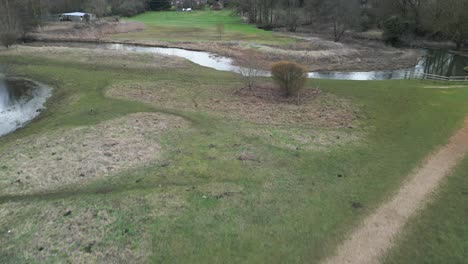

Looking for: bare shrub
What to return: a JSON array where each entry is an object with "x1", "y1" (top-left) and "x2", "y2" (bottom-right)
[
  {"x1": 0, "y1": 0, "x2": 21, "y2": 48},
  {"x1": 237, "y1": 51, "x2": 262, "y2": 92},
  {"x1": 0, "y1": 32, "x2": 18, "y2": 48},
  {"x1": 271, "y1": 61, "x2": 307, "y2": 98},
  {"x1": 216, "y1": 23, "x2": 225, "y2": 40}
]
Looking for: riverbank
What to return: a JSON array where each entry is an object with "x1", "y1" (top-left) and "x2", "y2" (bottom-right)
[{"x1": 28, "y1": 11, "x2": 423, "y2": 72}]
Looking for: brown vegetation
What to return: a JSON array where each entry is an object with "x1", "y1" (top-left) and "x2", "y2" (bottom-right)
[
  {"x1": 107, "y1": 80, "x2": 359, "y2": 129},
  {"x1": 271, "y1": 61, "x2": 307, "y2": 97},
  {"x1": 0, "y1": 113, "x2": 187, "y2": 195},
  {"x1": 30, "y1": 20, "x2": 145, "y2": 41}
]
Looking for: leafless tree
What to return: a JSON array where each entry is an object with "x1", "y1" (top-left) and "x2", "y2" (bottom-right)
[
  {"x1": 84, "y1": 0, "x2": 110, "y2": 18},
  {"x1": 216, "y1": 23, "x2": 225, "y2": 40},
  {"x1": 0, "y1": 0, "x2": 22, "y2": 48},
  {"x1": 237, "y1": 51, "x2": 263, "y2": 92},
  {"x1": 425, "y1": 0, "x2": 468, "y2": 49}
]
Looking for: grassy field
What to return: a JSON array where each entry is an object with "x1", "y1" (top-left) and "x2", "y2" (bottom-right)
[
  {"x1": 1, "y1": 46, "x2": 468, "y2": 263},
  {"x1": 383, "y1": 157, "x2": 468, "y2": 264},
  {"x1": 113, "y1": 10, "x2": 294, "y2": 44}
]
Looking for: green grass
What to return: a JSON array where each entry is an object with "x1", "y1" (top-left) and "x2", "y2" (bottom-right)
[
  {"x1": 1, "y1": 48, "x2": 468, "y2": 263},
  {"x1": 383, "y1": 157, "x2": 468, "y2": 264},
  {"x1": 114, "y1": 10, "x2": 294, "y2": 44}
]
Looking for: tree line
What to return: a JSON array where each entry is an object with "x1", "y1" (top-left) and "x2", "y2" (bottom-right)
[
  {"x1": 0, "y1": 0, "x2": 174, "y2": 47},
  {"x1": 233, "y1": 0, "x2": 468, "y2": 48},
  {"x1": 1, "y1": 0, "x2": 467, "y2": 49}
]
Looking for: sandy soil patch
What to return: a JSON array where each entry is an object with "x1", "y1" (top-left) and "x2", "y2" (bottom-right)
[
  {"x1": 107, "y1": 81, "x2": 359, "y2": 129},
  {"x1": 322, "y1": 117, "x2": 468, "y2": 264},
  {"x1": 0, "y1": 112, "x2": 187, "y2": 195}
]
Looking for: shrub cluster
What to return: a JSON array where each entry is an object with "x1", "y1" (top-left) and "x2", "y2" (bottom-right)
[
  {"x1": 383, "y1": 16, "x2": 408, "y2": 47},
  {"x1": 0, "y1": 33, "x2": 18, "y2": 48},
  {"x1": 271, "y1": 61, "x2": 307, "y2": 97}
]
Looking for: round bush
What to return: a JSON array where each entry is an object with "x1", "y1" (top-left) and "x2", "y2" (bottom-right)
[
  {"x1": 271, "y1": 61, "x2": 307, "y2": 97},
  {"x1": 464, "y1": 66, "x2": 468, "y2": 73}
]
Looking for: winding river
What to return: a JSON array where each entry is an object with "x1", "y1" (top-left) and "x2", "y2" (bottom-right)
[
  {"x1": 26, "y1": 42, "x2": 468, "y2": 80},
  {"x1": 103, "y1": 43, "x2": 468, "y2": 80},
  {"x1": 1, "y1": 42, "x2": 467, "y2": 136}
]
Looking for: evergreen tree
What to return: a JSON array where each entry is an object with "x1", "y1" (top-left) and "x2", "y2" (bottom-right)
[{"x1": 148, "y1": 0, "x2": 172, "y2": 11}]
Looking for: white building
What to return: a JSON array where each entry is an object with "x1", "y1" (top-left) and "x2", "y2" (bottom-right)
[{"x1": 59, "y1": 12, "x2": 96, "y2": 22}]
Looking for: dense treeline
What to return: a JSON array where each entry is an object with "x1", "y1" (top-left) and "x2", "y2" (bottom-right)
[
  {"x1": 233, "y1": 0, "x2": 468, "y2": 48},
  {"x1": 1, "y1": 0, "x2": 467, "y2": 49},
  {"x1": 0, "y1": 0, "x2": 171, "y2": 46}
]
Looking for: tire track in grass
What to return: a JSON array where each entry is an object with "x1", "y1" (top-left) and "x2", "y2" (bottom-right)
[{"x1": 322, "y1": 117, "x2": 468, "y2": 264}]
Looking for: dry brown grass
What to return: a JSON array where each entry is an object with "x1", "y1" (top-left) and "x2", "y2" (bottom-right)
[
  {"x1": 0, "y1": 113, "x2": 188, "y2": 195},
  {"x1": 6, "y1": 45, "x2": 190, "y2": 71},
  {"x1": 106, "y1": 81, "x2": 359, "y2": 129},
  {"x1": 0, "y1": 189, "x2": 186, "y2": 263},
  {"x1": 31, "y1": 21, "x2": 145, "y2": 41}
]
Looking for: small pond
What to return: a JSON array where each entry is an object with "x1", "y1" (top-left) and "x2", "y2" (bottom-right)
[{"x1": 0, "y1": 76, "x2": 51, "y2": 137}]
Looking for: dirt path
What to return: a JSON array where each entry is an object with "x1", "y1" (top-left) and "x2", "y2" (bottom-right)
[{"x1": 322, "y1": 117, "x2": 468, "y2": 264}]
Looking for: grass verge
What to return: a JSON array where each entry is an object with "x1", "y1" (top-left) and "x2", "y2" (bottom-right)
[
  {"x1": 114, "y1": 10, "x2": 294, "y2": 44},
  {"x1": 0, "y1": 46, "x2": 468, "y2": 263}
]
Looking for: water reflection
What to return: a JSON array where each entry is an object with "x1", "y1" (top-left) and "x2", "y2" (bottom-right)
[
  {"x1": 422, "y1": 50, "x2": 468, "y2": 77},
  {"x1": 29, "y1": 42, "x2": 468, "y2": 81},
  {"x1": 0, "y1": 78, "x2": 51, "y2": 136},
  {"x1": 105, "y1": 44, "x2": 468, "y2": 80}
]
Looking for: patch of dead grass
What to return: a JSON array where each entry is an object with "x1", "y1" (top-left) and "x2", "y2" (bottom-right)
[
  {"x1": 5, "y1": 46, "x2": 190, "y2": 71},
  {"x1": 31, "y1": 21, "x2": 145, "y2": 41},
  {"x1": 0, "y1": 113, "x2": 188, "y2": 195},
  {"x1": 0, "y1": 189, "x2": 186, "y2": 263},
  {"x1": 107, "y1": 81, "x2": 359, "y2": 129}
]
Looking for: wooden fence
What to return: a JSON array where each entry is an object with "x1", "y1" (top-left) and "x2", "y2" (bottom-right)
[{"x1": 408, "y1": 73, "x2": 468, "y2": 82}]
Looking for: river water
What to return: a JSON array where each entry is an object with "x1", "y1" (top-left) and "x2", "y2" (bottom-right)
[
  {"x1": 0, "y1": 77, "x2": 51, "y2": 137},
  {"x1": 103, "y1": 43, "x2": 468, "y2": 80},
  {"x1": 27, "y1": 42, "x2": 468, "y2": 80}
]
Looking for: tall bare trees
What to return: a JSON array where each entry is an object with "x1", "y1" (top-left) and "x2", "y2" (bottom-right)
[
  {"x1": 426, "y1": 0, "x2": 468, "y2": 49},
  {"x1": 325, "y1": 0, "x2": 361, "y2": 42},
  {"x1": 0, "y1": 0, "x2": 22, "y2": 47}
]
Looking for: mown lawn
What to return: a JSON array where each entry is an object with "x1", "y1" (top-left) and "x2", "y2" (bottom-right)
[
  {"x1": 113, "y1": 10, "x2": 294, "y2": 44},
  {"x1": 1, "y1": 47, "x2": 468, "y2": 263}
]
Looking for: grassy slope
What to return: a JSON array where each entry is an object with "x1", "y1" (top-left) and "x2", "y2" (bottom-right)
[
  {"x1": 113, "y1": 10, "x2": 293, "y2": 44},
  {"x1": 383, "y1": 157, "x2": 468, "y2": 264},
  {"x1": 1, "y1": 50, "x2": 468, "y2": 263}
]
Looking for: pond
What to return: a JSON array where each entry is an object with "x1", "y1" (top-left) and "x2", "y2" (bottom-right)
[{"x1": 0, "y1": 76, "x2": 52, "y2": 137}]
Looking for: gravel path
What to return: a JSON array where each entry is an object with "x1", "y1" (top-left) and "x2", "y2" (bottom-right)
[{"x1": 322, "y1": 117, "x2": 468, "y2": 264}]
